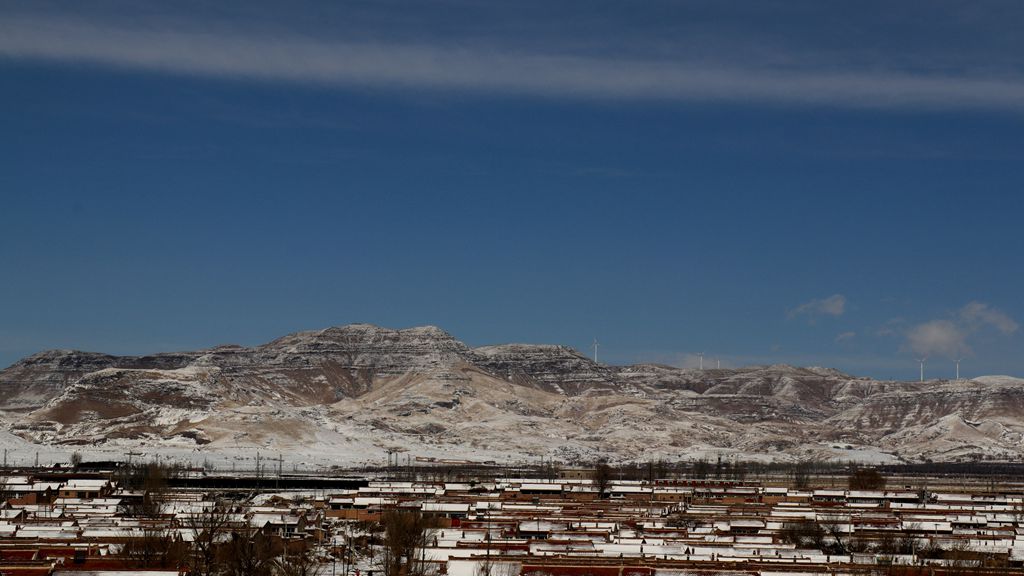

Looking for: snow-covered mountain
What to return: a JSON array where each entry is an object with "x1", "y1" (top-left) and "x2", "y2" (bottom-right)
[{"x1": 1, "y1": 324, "x2": 1022, "y2": 465}]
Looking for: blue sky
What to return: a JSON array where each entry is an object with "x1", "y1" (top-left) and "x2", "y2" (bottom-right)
[{"x1": 1, "y1": 0, "x2": 1022, "y2": 379}]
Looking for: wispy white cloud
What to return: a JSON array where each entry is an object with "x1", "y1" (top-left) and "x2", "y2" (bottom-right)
[
  {"x1": 789, "y1": 294, "x2": 847, "y2": 321},
  {"x1": 875, "y1": 317, "x2": 906, "y2": 338},
  {"x1": 905, "y1": 302, "x2": 1017, "y2": 359},
  {"x1": 3, "y1": 15, "x2": 1024, "y2": 110},
  {"x1": 959, "y1": 301, "x2": 1019, "y2": 335},
  {"x1": 835, "y1": 331, "x2": 856, "y2": 343}
]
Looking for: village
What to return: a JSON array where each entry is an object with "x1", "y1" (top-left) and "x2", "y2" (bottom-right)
[{"x1": 1, "y1": 461, "x2": 1024, "y2": 576}]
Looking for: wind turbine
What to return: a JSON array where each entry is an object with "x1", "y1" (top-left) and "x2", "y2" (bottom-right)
[
  {"x1": 954, "y1": 358, "x2": 963, "y2": 381},
  {"x1": 916, "y1": 357, "x2": 927, "y2": 382},
  {"x1": 697, "y1": 352, "x2": 704, "y2": 370},
  {"x1": 592, "y1": 338, "x2": 599, "y2": 363}
]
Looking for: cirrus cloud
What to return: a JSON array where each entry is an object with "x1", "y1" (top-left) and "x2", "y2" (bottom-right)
[
  {"x1": 3, "y1": 14, "x2": 1024, "y2": 111},
  {"x1": 789, "y1": 294, "x2": 847, "y2": 322}
]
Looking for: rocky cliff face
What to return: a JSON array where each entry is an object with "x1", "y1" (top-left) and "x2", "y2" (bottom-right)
[
  {"x1": 2, "y1": 324, "x2": 1023, "y2": 464},
  {"x1": 0, "y1": 349, "x2": 199, "y2": 410},
  {"x1": 1, "y1": 324, "x2": 478, "y2": 411},
  {"x1": 474, "y1": 344, "x2": 621, "y2": 395}
]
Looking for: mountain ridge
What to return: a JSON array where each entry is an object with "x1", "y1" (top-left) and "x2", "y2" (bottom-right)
[{"x1": 2, "y1": 323, "x2": 1022, "y2": 465}]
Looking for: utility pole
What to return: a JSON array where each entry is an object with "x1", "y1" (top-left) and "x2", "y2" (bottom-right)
[
  {"x1": 484, "y1": 506, "x2": 492, "y2": 576},
  {"x1": 341, "y1": 522, "x2": 348, "y2": 576}
]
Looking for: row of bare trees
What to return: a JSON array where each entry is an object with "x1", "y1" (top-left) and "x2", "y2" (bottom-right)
[
  {"x1": 121, "y1": 505, "x2": 318, "y2": 576},
  {"x1": 0, "y1": 475, "x2": 11, "y2": 506},
  {"x1": 119, "y1": 489, "x2": 444, "y2": 576},
  {"x1": 115, "y1": 461, "x2": 182, "y2": 518}
]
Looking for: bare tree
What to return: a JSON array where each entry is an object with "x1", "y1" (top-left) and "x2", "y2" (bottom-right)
[
  {"x1": 692, "y1": 458, "x2": 710, "y2": 479},
  {"x1": 779, "y1": 520, "x2": 825, "y2": 550},
  {"x1": 819, "y1": 514, "x2": 850, "y2": 555},
  {"x1": 122, "y1": 525, "x2": 188, "y2": 569},
  {"x1": 593, "y1": 459, "x2": 611, "y2": 499},
  {"x1": 378, "y1": 509, "x2": 438, "y2": 576},
  {"x1": 0, "y1": 476, "x2": 11, "y2": 506},
  {"x1": 186, "y1": 504, "x2": 233, "y2": 576},
  {"x1": 791, "y1": 461, "x2": 811, "y2": 490},
  {"x1": 347, "y1": 518, "x2": 382, "y2": 572},
  {"x1": 117, "y1": 462, "x2": 175, "y2": 518},
  {"x1": 896, "y1": 529, "x2": 919, "y2": 556},
  {"x1": 874, "y1": 531, "x2": 898, "y2": 555},
  {"x1": 273, "y1": 545, "x2": 318, "y2": 576},
  {"x1": 218, "y1": 526, "x2": 278, "y2": 576},
  {"x1": 848, "y1": 467, "x2": 886, "y2": 490},
  {"x1": 875, "y1": 526, "x2": 918, "y2": 556},
  {"x1": 945, "y1": 540, "x2": 980, "y2": 576},
  {"x1": 665, "y1": 510, "x2": 700, "y2": 532},
  {"x1": 846, "y1": 534, "x2": 870, "y2": 553}
]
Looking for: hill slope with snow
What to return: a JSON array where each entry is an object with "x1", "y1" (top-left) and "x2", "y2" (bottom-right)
[{"x1": 2, "y1": 324, "x2": 1022, "y2": 466}]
